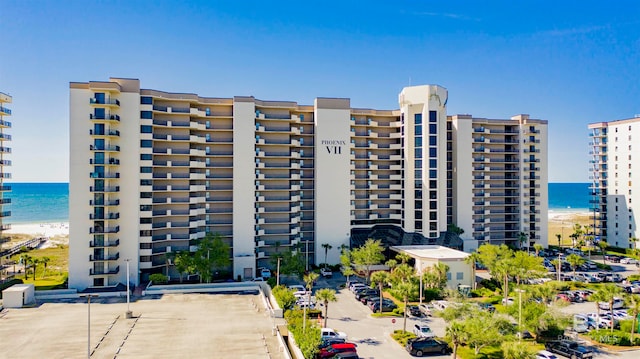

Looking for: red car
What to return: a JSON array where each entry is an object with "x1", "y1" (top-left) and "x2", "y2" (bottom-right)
[{"x1": 317, "y1": 343, "x2": 357, "y2": 358}]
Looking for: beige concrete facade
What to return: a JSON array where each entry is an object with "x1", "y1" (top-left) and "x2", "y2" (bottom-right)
[
  {"x1": 390, "y1": 245, "x2": 473, "y2": 289},
  {"x1": 69, "y1": 78, "x2": 548, "y2": 290},
  {"x1": 589, "y1": 117, "x2": 640, "y2": 249}
]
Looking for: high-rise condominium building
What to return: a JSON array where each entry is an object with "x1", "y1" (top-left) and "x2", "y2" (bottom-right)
[
  {"x1": 69, "y1": 78, "x2": 547, "y2": 290},
  {"x1": 0, "y1": 92, "x2": 11, "y2": 243},
  {"x1": 589, "y1": 117, "x2": 640, "y2": 249}
]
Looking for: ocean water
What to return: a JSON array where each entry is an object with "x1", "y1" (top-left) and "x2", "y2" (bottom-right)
[
  {"x1": 6, "y1": 183, "x2": 69, "y2": 224},
  {"x1": 548, "y1": 182, "x2": 590, "y2": 212}
]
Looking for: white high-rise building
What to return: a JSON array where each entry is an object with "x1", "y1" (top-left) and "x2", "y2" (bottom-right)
[
  {"x1": 0, "y1": 92, "x2": 11, "y2": 252},
  {"x1": 69, "y1": 78, "x2": 547, "y2": 290},
  {"x1": 589, "y1": 117, "x2": 640, "y2": 249}
]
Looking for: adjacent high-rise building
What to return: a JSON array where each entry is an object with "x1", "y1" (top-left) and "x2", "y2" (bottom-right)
[
  {"x1": 589, "y1": 117, "x2": 640, "y2": 249},
  {"x1": 69, "y1": 78, "x2": 547, "y2": 290},
  {"x1": 0, "y1": 92, "x2": 11, "y2": 242}
]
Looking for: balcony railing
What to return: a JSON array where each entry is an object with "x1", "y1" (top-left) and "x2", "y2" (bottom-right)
[
  {"x1": 89, "y1": 253, "x2": 120, "y2": 261},
  {"x1": 89, "y1": 239, "x2": 120, "y2": 247},
  {"x1": 90, "y1": 129, "x2": 120, "y2": 136},
  {"x1": 89, "y1": 172, "x2": 120, "y2": 179},
  {"x1": 89, "y1": 114, "x2": 120, "y2": 121},
  {"x1": 90, "y1": 98, "x2": 120, "y2": 106},
  {"x1": 89, "y1": 226, "x2": 120, "y2": 234},
  {"x1": 89, "y1": 199, "x2": 120, "y2": 206},
  {"x1": 90, "y1": 186, "x2": 120, "y2": 193},
  {"x1": 89, "y1": 144, "x2": 120, "y2": 152},
  {"x1": 89, "y1": 266, "x2": 120, "y2": 275},
  {"x1": 89, "y1": 212, "x2": 120, "y2": 220}
]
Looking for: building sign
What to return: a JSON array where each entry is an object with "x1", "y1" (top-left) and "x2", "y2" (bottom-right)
[{"x1": 321, "y1": 140, "x2": 346, "y2": 155}]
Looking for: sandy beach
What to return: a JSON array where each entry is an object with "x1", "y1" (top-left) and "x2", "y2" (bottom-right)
[
  {"x1": 548, "y1": 210, "x2": 593, "y2": 246},
  {"x1": 5, "y1": 222, "x2": 69, "y2": 237}
]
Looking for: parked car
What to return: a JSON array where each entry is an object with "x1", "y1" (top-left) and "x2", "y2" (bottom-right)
[
  {"x1": 407, "y1": 305, "x2": 422, "y2": 317},
  {"x1": 348, "y1": 282, "x2": 367, "y2": 292},
  {"x1": 260, "y1": 268, "x2": 272, "y2": 278},
  {"x1": 413, "y1": 324, "x2": 436, "y2": 338},
  {"x1": 317, "y1": 343, "x2": 357, "y2": 358},
  {"x1": 320, "y1": 267, "x2": 333, "y2": 278},
  {"x1": 478, "y1": 303, "x2": 496, "y2": 313},
  {"x1": 329, "y1": 352, "x2": 359, "y2": 359},
  {"x1": 405, "y1": 338, "x2": 450, "y2": 357},
  {"x1": 354, "y1": 289, "x2": 379, "y2": 301},
  {"x1": 544, "y1": 340, "x2": 594, "y2": 358},
  {"x1": 418, "y1": 303, "x2": 432, "y2": 316},
  {"x1": 620, "y1": 257, "x2": 638, "y2": 264},
  {"x1": 536, "y1": 350, "x2": 559, "y2": 359},
  {"x1": 321, "y1": 328, "x2": 348, "y2": 341},
  {"x1": 599, "y1": 298, "x2": 625, "y2": 310},
  {"x1": 318, "y1": 338, "x2": 347, "y2": 350},
  {"x1": 369, "y1": 300, "x2": 397, "y2": 313}
]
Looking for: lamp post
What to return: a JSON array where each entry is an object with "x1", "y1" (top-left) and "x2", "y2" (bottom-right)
[
  {"x1": 79, "y1": 294, "x2": 99, "y2": 358},
  {"x1": 125, "y1": 259, "x2": 132, "y2": 318},
  {"x1": 419, "y1": 266, "x2": 424, "y2": 307},
  {"x1": 557, "y1": 252, "x2": 562, "y2": 282},
  {"x1": 305, "y1": 240, "x2": 309, "y2": 272},
  {"x1": 276, "y1": 256, "x2": 281, "y2": 287}
]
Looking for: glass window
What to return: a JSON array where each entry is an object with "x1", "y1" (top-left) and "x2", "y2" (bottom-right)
[
  {"x1": 140, "y1": 96, "x2": 153, "y2": 105},
  {"x1": 415, "y1": 125, "x2": 422, "y2": 136},
  {"x1": 430, "y1": 201, "x2": 437, "y2": 209},
  {"x1": 456, "y1": 272, "x2": 464, "y2": 280},
  {"x1": 429, "y1": 111, "x2": 437, "y2": 122},
  {"x1": 94, "y1": 108, "x2": 105, "y2": 119},
  {"x1": 140, "y1": 125, "x2": 152, "y2": 133},
  {"x1": 429, "y1": 124, "x2": 437, "y2": 134},
  {"x1": 429, "y1": 136, "x2": 437, "y2": 146},
  {"x1": 140, "y1": 140, "x2": 152, "y2": 148},
  {"x1": 430, "y1": 170, "x2": 437, "y2": 178},
  {"x1": 415, "y1": 160, "x2": 422, "y2": 168},
  {"x1": 140, "y1": 154, "x2": 152, "y2": 160},
  {"x1": 414, "y1": 113, "x2": 422, "y2": 124},
  {"x1": 415, "y1": 190, "x2": 422, "y2": 198},
  {"x1": 414, "y1": 179, "x2": 422, "y2": 188},
  {"x1": 429, "y1": 212, "x2": 437, "y2": 220},
  {"x1": 140, "y1": 111, "x2": 153, "y2": 119},
  {"x1": 429, "y1": 148, "x2": 437, "y2": 157},
  {"x1": 140, "y1": 179, "x2": 152, "y2": 186},
  {"x1": 415, "y1": 170, "x2": 422, "y2": 178},
  {"x1": 429, "y1": 159, "x2": 437, "y2": 168},
  {"x1": 140, "y1": 167, "x2": 152, "y2": 173},
  {"x1": 415, "y1": 148, "x2": 422, "y2": 158},
  {"x1": 414, "y1": 137, "x2": 422, "y2": 147}
]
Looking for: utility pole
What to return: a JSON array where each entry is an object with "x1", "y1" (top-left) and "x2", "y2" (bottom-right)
[
  {"x1": 125, "y1": 259, "x2": 132, "y2": 318},
  {"x1": 276, "y1": 257, "x2": 281, "y2": 286}
]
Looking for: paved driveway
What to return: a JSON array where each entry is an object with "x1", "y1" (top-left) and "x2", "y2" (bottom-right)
[{"x1": 314, "y1": 275, "x2": 449, "y2": 359}]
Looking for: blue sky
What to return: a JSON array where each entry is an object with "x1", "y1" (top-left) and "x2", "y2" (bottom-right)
[{"x1": 1, "y1": 0, "x2": 639, "y2": 182}]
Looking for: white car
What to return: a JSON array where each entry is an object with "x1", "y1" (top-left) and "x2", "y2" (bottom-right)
[
  {"x1": 536, "y1": 350, "x2": 559, "y2": 359},
  {"x1": 320, "y1": 267, "x2": 333, "y2": 278},
  {"x1": 501, "y1": 298, "x2": 515, "y2": 306},
  {"x1": 349, "y1": 282, "x2": 367, "y2": 293},
  {"x1": 599, "y1": 298, "x2": 625, "y2": 310},
  {"x1": 288, "y1": 285, "x2": 310, "y2": 298},
  {"x1": 413, "y1": 324, "x2": 436, "y2": 338},
  {"x1": 321, "y1": 328, "x2": 347, "y2": 340},
  {"x1": 620, "y1": 257, "x2": 637, "y2": 264}
]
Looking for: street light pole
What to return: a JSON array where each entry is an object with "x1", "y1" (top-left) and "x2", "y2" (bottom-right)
[
  {"x1": 305, "y1": 240, "x2": 309, "y2": 272},
  {"x1": 557, "y1": 252, "x2": 562, "y2": 282},
  {"x1": 419, "y1": 268, "x2": 423, "y2": 307},
  {"x1": 276, "y1": 257, "x2": 281, "y2": 287},
  {"x1": 80, "y1": 294, "x2": 99, "y2": 358},
  {"x1": 125, "y1": 259, "x2": 132, "y2": 318},
  {"x1": 515, "y1": 289, "x2": 524, "y2": 341}
]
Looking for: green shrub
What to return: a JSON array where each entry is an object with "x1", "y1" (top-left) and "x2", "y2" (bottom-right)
[
  {"x1": 391, "y1": 329, "x2": 416, "y2": 346},
  {"x1": 482, "y1": 295, "x2": 503, "y2": 305},
  {"x1": 149, "y1": 273, "x2": 168, "y2": 284},
  {"x1": 266, "y1": 277, "x2": 277, "y2": 287},
  {"x1": 285, "y1": 309, "x2": 321, "y2": 358},
  {"x1": 272, "y1": 285, "x2": 297, "y2": 310},
  {"x1": 479, "y1": 278, "x2": 501, "y2": 291},
  {"x1": 628, "y1": 274, "x2": 640, "y2": 282},
  {"x1": 588, "y1": 329, "x2": 639, "y2": 346},
  {"x1": 594, "y1": 262, "x2": 612, "y2": 270},
  {"x1": 472, "y1": 287, "x2": 496, "y2": 298},
  {"x1": 422, "y1": 288, "x2": 442, "y2": 302}
]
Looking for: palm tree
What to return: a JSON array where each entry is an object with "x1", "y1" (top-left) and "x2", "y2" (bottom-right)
[
  {"x1": 302, "y1": 272, "x2": 319, "y2": 332},
  {"x1": 165, "y1": 251, "x2": 176, "y2": 278},
  {"x1": 590, "y1": 290, "x2": 607, "y2": 327},
  {"x1": 174, "y1": 252, "x2": 194, "y2": 283},
  {"x1": 19, "y1": 253, "x2": 32, "y2": 277},
  {"x1": 446, "y1": 321, "x2": 466, "y2": 359},
  {"x1": 396, "y1": 253, "x2": 411, "y2": 264},
  {"x1": 566, "y1": 254, "x2": 585, "y2": 278},
  {"x1": 555, "y1": 233, "x2": 562, "y2": 248},
  {"x1": 316, "y1": 288, "x2": 337, "y2": 328},
  {"x1": 321, "y1": 243, "x2": 332, "y2": 267},
  {"x1": 464, "y1": 252, "x2": 480, "y2": 290},
  {"x1": 40, "y1": 256, "x2": 50, "y2": 279},
  {"x1": 518, "y1": 232, "x2": 527, "y2": 250},
  {"x1": 32, "y1": 258, "x2": 40, "y2": 280},
  {"x1": 626, "y1": 294, "x2": 640, "y2": 342},
  {"x1": 598, "y1": 241, "x2": 609, "y2": 265},
  {"x1": 501, "y1": 340, "x2": 536, "y2": 359},
  {"x1": 598, "y1": 284, "x2": 623, "y2": 332},
  {"x1": 533, "y1": 244, "x2": 543, "y2": 257},
  {"x1": 370, "y1": 270, "x2": 390, "y2": 317},
  {"x1": 395, "y1": 281, "x2": 414, "y2": 332}
]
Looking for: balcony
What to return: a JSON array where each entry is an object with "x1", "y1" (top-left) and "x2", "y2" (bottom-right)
[
  {"x1": 89, "y1": 144, "x2": 120, "y2": 152},
  {"x1": 0, "y1": 105, "x2": 11, "y2": 115},
  {"x1": 89, "y1": 239, "x2": 120, "y2": 248},
  {"x1": 89, "y1": 186, "x2": 120, "y2": 193},
  {"x1": 89, "y1": 172, "x2": 120, "y2": 179},
  {"x1": 0, "y1": 210, "x2": 11, "y2": 217},
  {"x1": 89, "y1": 266, "x2": 120, "y2": 275},
  {"x1": 90, "y1": 129, "x2": 120, "y2": 137},
  {"x1": 89, "y1": 253, "x2": 120, "y2": 261},
  {"x1": 89, "y1": 114, "x2": 120, "y2": 121},
  {"x1": 90, "y1": 98, "x2": 120, "y2": 106},
  {"x1": 89, "y1": 212, "x2": 120, "y2": 220},
  {"x1": 89, "y1": 199, "x2": 120, "y2": 206},
  {"x1": 89, "y1": 226, "x2": 120, "y2": 234}
]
